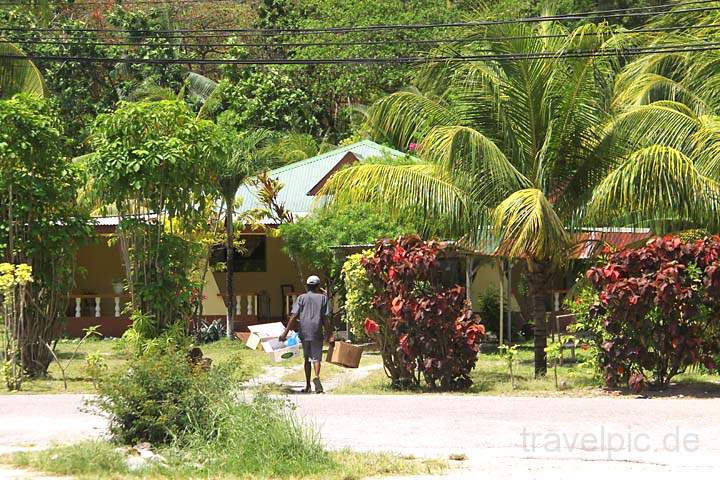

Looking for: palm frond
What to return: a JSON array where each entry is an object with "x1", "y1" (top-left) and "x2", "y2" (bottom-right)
[
  {"x1": 320, "y1": 162, "x2": 475, "y2": 237},
  {"x1": 588, "y1": 145, "x2": 719, "y2": 226},
  {"x1": 366, "y1": 90, "x2": 462, "y2": 150},
  {"x1": 604, "y1": 101, "x2": 701, "y2": 153},
  {"x1": 0, "y1": 41, "x2": 46, "y2": 99},
  {"x1": 420, "y1": 125, "x2": 531, "y2": 203},
  {"x1": 491, "y1": 188, "x2": 571, "y2": 260}
]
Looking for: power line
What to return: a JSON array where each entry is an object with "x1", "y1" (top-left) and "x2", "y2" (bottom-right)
[
  {"x1": 1, "y1": 1, "x2": 718, "y2": 36},
  {"x1": 2, "y1": 41, "x2": 719, "y2": 65},
  {"x1": 3, "y1": 22, "x2": 720, "y2": 50},
  {"x1": 0, "y1": 0, "x2": 240, "y2": 5}
]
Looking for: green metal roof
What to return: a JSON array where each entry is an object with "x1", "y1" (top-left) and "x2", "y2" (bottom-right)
[{"x1": 236, "y1": 140, "x2": 407, "y2": 222}]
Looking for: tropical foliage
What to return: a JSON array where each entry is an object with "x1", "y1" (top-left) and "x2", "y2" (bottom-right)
[
  {"x1": 0, "y1": 263, "x2": 32, "y2": 390},
  {"x1": 279, "y1": 203, "x2": 416, "y2": 294},
  {"x1": 322, "y1": 18, "x2": 720, "y2": 375},
  {"x1": 586, "y1": 236, "x2": 720, "y2": 391},
  {"x1": 212, "y1": 127, "x2": 274, "y2": 337},
  {"x1": 0, "y1": 41, "x2": 45, "y2": 99},
  {"x1": 0, "y1": 95, "x2": 90, "y2": 378},
  {"x1": 85, "y1": 100, "x2": 220, "y2": 335},
  {"x1": 362, "y1": 236, "x2": 485, "y2": 390},
  {"x1": 341, "y1": 252, "x2": 376, "y2": 342}
]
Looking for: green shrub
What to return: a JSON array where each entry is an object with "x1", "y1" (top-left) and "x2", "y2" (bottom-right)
[
  {"x1": 94, "y1": 347, "x2": 231, "y2": 445},
  {"x1": 84, "y1": 351, "x2": 108, "y2": 388},
  {"x1": 475, "y1": 286, "x2": 506, "y2": 335},
  {"x1": 341, "y1": 251, "x2": 377, "y2": 342},
  {"x1": 92, "y1": 345, "x2": 337, "y2": 476}
]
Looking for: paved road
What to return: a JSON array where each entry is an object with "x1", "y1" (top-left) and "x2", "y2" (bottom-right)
[{"x1": 2, "y1": 394, "x2": 720, "y2": 478}]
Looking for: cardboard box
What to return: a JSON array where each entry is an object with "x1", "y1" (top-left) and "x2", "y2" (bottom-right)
[
  {"x1": 326, "y1": 341, "x2": 363, "y2": 368},
  {"x1": 246, "y1": 322, "x2": 286, "y2": 350},
  {"x1": 261, "y1": 338, "x2": 301, "y2": 362},
  {"x1": 235, "y1": 332, "x2": 250, "y2": 342}
]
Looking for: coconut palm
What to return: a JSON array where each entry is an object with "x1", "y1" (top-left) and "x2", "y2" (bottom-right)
[
  {"x1": 0, "y1": 41, "x2": 46, "y2": 99},
  {"x1": 321, "y1": 22, "x2": 720, "y2": 376},
  {"x1": 213, "y1": 128, "x2": 274, "y2": 338}
]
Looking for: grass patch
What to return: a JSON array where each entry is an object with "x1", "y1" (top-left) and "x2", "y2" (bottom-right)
[
  {"x1": 3, "y1": 439, "x2": 444, "y2": 479},
  {"x1": 332, "y1": 341, "x2": 720, "y2": 396},
  {"x1": 1, "y1": 338, "x2": 271, "y2": 395}
]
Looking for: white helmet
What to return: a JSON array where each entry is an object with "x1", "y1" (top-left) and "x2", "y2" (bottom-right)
[{"x1": 306, "y1": 275, "x2": 321, "y2": 286}]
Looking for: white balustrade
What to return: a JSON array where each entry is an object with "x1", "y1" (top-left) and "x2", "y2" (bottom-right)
[
  {"x1": 235, "y1": 296, "x2": 241, "y2": 315},
  {"x1": 247, "y1": 294, "x2": 256, "y2": 315},
  {"x1": 69, "y1": 295, "x2": 125, "y2": 318}
]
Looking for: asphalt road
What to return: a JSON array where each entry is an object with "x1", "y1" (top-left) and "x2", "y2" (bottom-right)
[{"x1": 1, "y1": 393, "x2": 719, "y2": 478}]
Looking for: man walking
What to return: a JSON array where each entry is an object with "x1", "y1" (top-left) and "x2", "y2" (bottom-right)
[{"x1": 280, "y1": 275, "x2": 334, "y2": 393}]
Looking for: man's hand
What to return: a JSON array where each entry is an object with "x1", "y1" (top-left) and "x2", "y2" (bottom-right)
[
  {"x1": 327, "y1": 335, "x2": 336, "y2": 344},
  {"x1": 279, "y1": 331, "x2": 288, "y2": 342}
]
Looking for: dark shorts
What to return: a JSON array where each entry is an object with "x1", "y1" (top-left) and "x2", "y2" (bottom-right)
[{"x1": 302, "y1": 340, "x2": 323, "y2": 363}]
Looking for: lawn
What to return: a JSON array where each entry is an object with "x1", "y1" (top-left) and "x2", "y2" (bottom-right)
[
  {"x1": 0, "y1": 337, "x2": 271, "y2": 395},
  {"x1": 332, "y1": 342, "x2": 720, "y2": 397},
  {"x1": 4, "y1": 336, "x2": 719, "y2": 397},
  {"x1": 2, "y1": 441, "x2": 445, "y2": 480}
]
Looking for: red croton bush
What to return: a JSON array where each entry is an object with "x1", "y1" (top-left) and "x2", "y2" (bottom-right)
[
  {"x1": 587, "y1": 236, "x2": 720, "y2": 391},
  {"x1": 361, "y1": 236, "x2": 485, "y2": 391}
]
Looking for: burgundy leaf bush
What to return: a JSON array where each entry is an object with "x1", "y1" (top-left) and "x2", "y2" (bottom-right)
[
  {"x1": 586, "y1": 236, "x2": 720, "y2": 391},
  {"x1": 361, "y1": 236, "x2": 484, "y2": 391}
]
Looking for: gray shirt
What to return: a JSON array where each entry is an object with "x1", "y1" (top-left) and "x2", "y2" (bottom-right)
[{"x1": 291, "y1": 291, "x2": 329, "y2": 341}]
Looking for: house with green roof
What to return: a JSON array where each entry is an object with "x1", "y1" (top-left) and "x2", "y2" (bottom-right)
[{"x1": 201, "y1": 140, "x2": 411, "y2": 327}]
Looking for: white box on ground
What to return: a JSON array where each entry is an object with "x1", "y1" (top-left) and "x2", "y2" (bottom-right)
[
  {"x1": 261, "y1": 338, "x2": 301, "y2": 362},
  {"x1": 246, "y1": 322, "x2": 286, "y2": 350}
]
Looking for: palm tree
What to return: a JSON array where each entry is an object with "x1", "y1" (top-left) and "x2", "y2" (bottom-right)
[
  {"x1": 321, "y1": 22, "x2": 720, "y2": 376},
  {"x1": 213, "y1": 128, "x2": 274, "y2": 338},
  {"x1": 0, "y1": 41, "x2": 46, "y2": 99}
]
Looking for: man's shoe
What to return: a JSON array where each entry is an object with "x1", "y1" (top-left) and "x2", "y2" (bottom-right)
[{"x1": 313, "y1": 377, "x2": 324, "y2": 394}]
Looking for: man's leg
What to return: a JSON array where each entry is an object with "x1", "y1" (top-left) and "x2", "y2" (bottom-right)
[
  {"x1": 311, "y1": 340, "x2": 324, "y2": 393},
  {"x1": 301, "y1": 342, "x2": 312, "y2": 393}
]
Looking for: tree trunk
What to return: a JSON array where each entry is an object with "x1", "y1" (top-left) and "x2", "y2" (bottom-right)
[
  {"x1": 225, "y1": 198, "x2": 235, "y2": 340},
  {"x1": 527, "y1": 258, "x2": 551, "y2": 377}
]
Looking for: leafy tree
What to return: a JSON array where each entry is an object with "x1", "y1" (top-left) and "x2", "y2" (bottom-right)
[
  {"x1": 0, "y1": 8, "x2": 117, "y2": 149},
  {"x1": 0, "y1": 94, "x2": 90, "y2": 377},
  {"x1": 212, "y1": 128, "x2": 274, "y2": 338},
  {"x1": 279, "y1": 203, "x2": 416, "y2": 295},
  {"x1": 322, "y1": 21, "x2": 720, "y2": 376},
  {"x1": 214, "y1": 72, "x2": 324, "y2": 135},
  {"x1": 85, "y1": 100, "x2": 220, "y2": 334}
]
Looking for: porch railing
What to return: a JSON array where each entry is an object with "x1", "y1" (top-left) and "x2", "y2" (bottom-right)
[
  {"x1": 284, "y1": 292, "x2": 303, "y2": 319},
  {"x1": 69, "y1": 293, "x2": 128, "y2": 318},
  {"x1": 216, "y1": 293, "x2": 259, "y2": 317}
]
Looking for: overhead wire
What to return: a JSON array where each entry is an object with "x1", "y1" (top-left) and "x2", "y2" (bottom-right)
[
  {"x1": 2, "y1": 22, "x2": 720, "y2": 50},
  {"x1": 0, "y1": 1, "x2": 719, "y2": 35},
  {"x1": 2, "y1": 41, "x2": 720, "y2": 65}
]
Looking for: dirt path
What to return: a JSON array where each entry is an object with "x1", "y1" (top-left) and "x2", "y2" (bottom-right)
[{"x1": 241, "y1": 362, "x2": 383, "y2": 393}]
